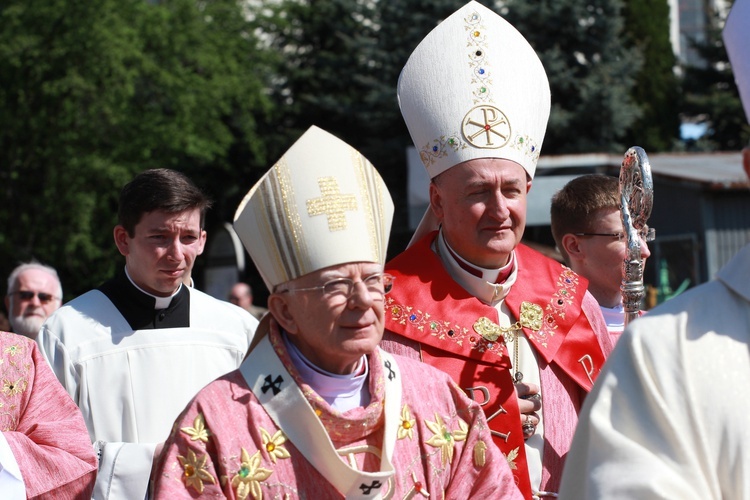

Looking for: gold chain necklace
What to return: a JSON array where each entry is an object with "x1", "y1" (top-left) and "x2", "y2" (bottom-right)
[
  {"x1": 511, "y1": 327, "x2": 523, "y2": 383},
  {"x1": 436, "y1": 240, "x2": 534, "y2": 384},
  {"x1": 474, "y1": 317, "x2": 524, "y2": 382}
]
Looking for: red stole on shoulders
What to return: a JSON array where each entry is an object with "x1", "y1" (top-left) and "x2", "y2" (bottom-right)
[{"x1": 384, "y1": 232, "x2": 606, "y2": 499}]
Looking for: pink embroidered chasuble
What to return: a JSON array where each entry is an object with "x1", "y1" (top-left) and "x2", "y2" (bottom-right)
[
  {"x1": 153, "y1": 328, "x2": 521, "y2": 499},
  {"x1": 0, "y1": 332, "x2": 97, "y2": 499}
]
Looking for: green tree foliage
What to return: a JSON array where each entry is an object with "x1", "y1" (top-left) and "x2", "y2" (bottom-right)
[
  {"x1": 252, "y1": 0, "x2": 469, "y2": 242},
  {"x1": 254, "y1": 0, "x2": 641, "y2": 241},
  {"x1": 0, "y1": 0, "x2": 664, "y2": 299},
  {"x1": 681, "y1": 2, "x2": 749, "y2": 151},
  {"x1": 0, "y1": 0, "x2": 270, "y2": 297},
  {"x1": 500, "y1": 0, "x2": 642, "y2": 154},
  {"x1": 621, "y1": 0, "x2": 681, "y2": 151},
  {"x1": 366, "y1": 0, "x2": 472, "y2": 242}
]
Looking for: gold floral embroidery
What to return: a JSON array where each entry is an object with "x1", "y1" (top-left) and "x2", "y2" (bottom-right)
[
  {"x1": 260, "y1": 428, "x2": 290, "y2": 463},
  {"x1": 473, "y1": 441, "x2": 487, "y2": 468},
  {"x1": 0, "y1": 336, "x2": 31, "y2": 432},
  {"x1": 388, "y1": 263, "x2": 582, "y2": 352},
  {"x1": 453, "y1": 417, "x2": 468, "y2": 443},
  {"x1": 231, "y1": 448, "x2": 272, "y2": 500},
  {"x1": 504, "y1": 447, "x2": 519, "y2": 470},
  {"x1": 181, "y1": 413, "x2": 210, "y2": 443},
  {"x1": 425, "y1": 414, "x2": 467, "y2": 465},
  {"x1": 385, "y1": 297, "x2": 501, "y2": 356},
  {"x1": 398, "y1": 405, "x2": 416, "y2": 440},
  {"x1": 419, "y1": 135, "x2": 467, "y2": 167},
  {"x1": 177, "y1": 449, "x2": 216, "y2": 494},
  {"x1": 2, "y1": 378, "x2": 26, "y2": 397},
  {"x1": 3, "y1": 345, "x2": 20, "y2": 356}
]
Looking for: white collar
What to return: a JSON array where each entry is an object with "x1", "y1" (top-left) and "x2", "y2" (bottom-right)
[
  {"x1": 436, "y1": 229, "x2": 518, "y2": 305},
  {"x1": 599, "y1": 303, "x2": 625, "y2": 331},
  {"x1": 124, "y1": 267, "x2": 181, "y2": 309}
]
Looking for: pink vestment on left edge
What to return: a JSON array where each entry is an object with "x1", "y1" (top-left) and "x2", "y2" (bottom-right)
[
  {"x1": 0, "y1": 331, "x2": 97, "y2": 499},
  {"x1": 153, "y1": 329, "x2": 523, "y2": 499}
]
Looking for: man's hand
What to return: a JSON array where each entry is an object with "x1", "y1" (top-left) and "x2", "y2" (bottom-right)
[{"x1": 515, "y1": 381, "x2": 541, "y2": 438}]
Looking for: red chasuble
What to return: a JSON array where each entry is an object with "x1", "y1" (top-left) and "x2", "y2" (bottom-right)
[{"x1": 383, "y1": 232, "x2": 607, "y2": 499}]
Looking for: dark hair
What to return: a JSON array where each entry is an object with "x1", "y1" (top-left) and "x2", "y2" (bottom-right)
[
  {"x1": 118, "y1": 169, "x2": 213, "y2": 236},
  {"x1": 550, "y1": 174, "x2": 620, "y2": 261}
]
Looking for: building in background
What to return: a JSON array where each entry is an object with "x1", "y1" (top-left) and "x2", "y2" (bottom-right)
[
  {"x1": 406, "y1": 147, "x2": 749, "y2": 307},
  {"x1": 670, "y1": 0, "x2": 732, "y2": 67}
]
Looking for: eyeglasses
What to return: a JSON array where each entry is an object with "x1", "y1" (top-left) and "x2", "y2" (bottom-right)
[
  {"x1": 574, "y1": 226, "x2": 656, "y2": 243},
  {"x1": 12, "y1": 291, "x2": 60, "y2": 303},
  {"x1": 282, "y1": 273, "x2": 395, "y2": 303}
]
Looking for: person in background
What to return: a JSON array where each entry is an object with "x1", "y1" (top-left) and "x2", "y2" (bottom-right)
[
  {"x1": 153, "y1": 126, "x2": 521, "y2": 499},
  {"x1": 5, "y1": 262, "x2": 63, "y2": 339},
  {"x1": 37, "y1": 168, "x2": 258, "y2": 499},
  {"x1": 380, "y1": 2, "x2": 615, "y2": 497},
  {"x1": 0, "y1": 330, "x2": 97, "y2": 499},
  {"x1": 229, "y1": 281, "x2": 268, "y2": 320},
  {"x1": 550, "y1": 174, "x2": 652, "y2": 335},
  {"x1": 558, "y1": 0, "x2": 750, "y2": 496}
]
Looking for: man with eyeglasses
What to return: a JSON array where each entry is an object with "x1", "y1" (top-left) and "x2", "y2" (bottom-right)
[
  {"x1": 5, "y1": 262, "x2": 62, "y2": 339},
  {"x1": 153, "y1": 126, "x2": 521, "y2": 499},
  {"x1": 37, "y1": 168, "x2": 259, "y2": 499},
  {"x1": 550, "y1": 174, "x2": 653, "y2": 336}
]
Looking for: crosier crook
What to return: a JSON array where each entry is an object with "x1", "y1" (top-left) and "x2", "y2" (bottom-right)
[{"x1": 619, "y1": 146, "x2": 654, "y2": 326}]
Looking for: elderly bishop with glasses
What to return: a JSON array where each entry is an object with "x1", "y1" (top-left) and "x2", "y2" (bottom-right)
[{"x1": 152, "y1": 126, "x2": 521, "y2": 499}]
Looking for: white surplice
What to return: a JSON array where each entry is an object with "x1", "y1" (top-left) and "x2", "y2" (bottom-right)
[
  {"x1": 560, "y1": 243, "x2": 750, "y2": 499},
  {"x1": 38, "y1": 281, "x2": 258, "y2": 499}
]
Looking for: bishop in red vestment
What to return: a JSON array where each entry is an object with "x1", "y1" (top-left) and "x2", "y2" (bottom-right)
[{"x1": 383, "y1": 2, "x2": 616, "y2": 497}]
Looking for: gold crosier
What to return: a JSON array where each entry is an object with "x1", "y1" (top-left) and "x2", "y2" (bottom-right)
[{"x1": 473, "y1": 301, "x2": 543, "y2": 382}]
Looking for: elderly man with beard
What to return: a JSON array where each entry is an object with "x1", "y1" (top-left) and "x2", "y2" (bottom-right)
[{"x1": 5, "y1": 262, "x2": 62, "y2": 340}]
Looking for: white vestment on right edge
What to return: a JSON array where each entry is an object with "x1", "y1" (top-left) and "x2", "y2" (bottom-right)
[{"x1": 559, "y1": 243, "x2": 750, "y2": 500}]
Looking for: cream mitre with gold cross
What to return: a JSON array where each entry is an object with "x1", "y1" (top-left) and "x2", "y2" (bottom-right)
[
  {"x1": 398, "y1": 0, "x2": 551, "y2": 181},
  {"x1": 233, "y1": 125, "x2": 394, "y2": 290}
]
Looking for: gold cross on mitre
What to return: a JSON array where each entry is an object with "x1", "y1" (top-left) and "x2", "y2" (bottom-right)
[{"x1": 306, "y1": 177, "x2": 358, "y2": 231}]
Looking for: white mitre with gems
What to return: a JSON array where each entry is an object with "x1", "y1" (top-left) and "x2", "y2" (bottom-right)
[
  {"x1": 397, "y1": 0, "x2": 551, "y2": 181},
  {"x1": 723, "y1": 0, "x2": 750, "y2": 123},
  {"x1": 233, "y1": 125, "x2": 394, "y2": 290}
]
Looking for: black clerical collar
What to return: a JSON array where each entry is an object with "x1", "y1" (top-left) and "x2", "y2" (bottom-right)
[{"x1": 98, "y1": 271, "x2": 191, "y2": 330}]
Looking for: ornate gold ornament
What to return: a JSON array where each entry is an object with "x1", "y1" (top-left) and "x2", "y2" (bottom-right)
[{"x1": 461, "y1": 105, "x2": 511, "y2": 149}]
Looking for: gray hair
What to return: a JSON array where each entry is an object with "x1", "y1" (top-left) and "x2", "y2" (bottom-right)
[{"x1": 6, "y1": 261, "x2": 63, "y2": 298}]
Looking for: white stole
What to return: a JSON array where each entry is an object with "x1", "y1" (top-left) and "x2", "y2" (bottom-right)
[{"x1": 240, "y1": 335, "x2": 402, "y2": 499}]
